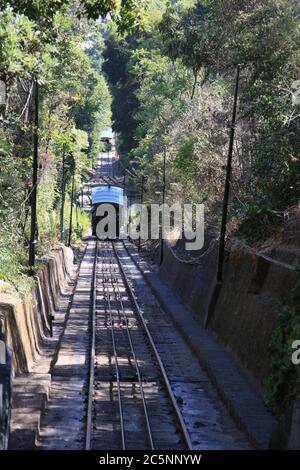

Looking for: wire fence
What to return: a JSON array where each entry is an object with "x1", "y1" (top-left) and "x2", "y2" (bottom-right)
[{"x1": 167, "y1": 237, "x2": 218, "y2": 265}]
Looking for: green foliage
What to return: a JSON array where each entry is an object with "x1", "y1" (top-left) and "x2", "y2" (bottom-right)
[
  {"x1": 61, "y1": 195, "x2": 90, "y2": 245},
  {"x1": 266, "y1": 276, "x2": 300, "y2": 414},
  {"x1": 37, "y1": 158, "x2": 58, "y2": 240},
  {"x1": 0, "y1": 0, "x2": 148, "y2": 33},
  {"x1": 0, "y1": 1, "x2": 69, "y2": 27},
  {"x1": 73, "y1": 206, "x2": 90, "y2": 240},
  {"x1": 109, "y1": 0, "x2": 300, "y2": 239},
  {"x1": 103, "y1": 33, "x2": 141, "y2": 160},
  {"x1": 0, "y1": 227, "x2": 33, "y2": 293},
  {"x1": 159, "y1": 2, "x2": 210, "y2": 97},
  {"x1": 75, "y1": 69, "x2": 112, "y2": 165},
  {"x1": 0, "y1": 2, "x2": 112, "y2": 287},
  {"x1": 80, "y1": 0, "x2": 149, "y2": 34},
  {"x1": 173, "y1": 138, "x2": 195, "y2": 174}
]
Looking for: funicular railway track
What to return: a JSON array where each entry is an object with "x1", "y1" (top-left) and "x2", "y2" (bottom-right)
[
  {"x1": 85, "y1": 240, "x2": 192, "y2": 450},
  {"x1": 37, "y1": 149, "x2": 253, "y2": 451},
  {"x1": 91, "y1": 152, "x2": 124, "y2": 188}
]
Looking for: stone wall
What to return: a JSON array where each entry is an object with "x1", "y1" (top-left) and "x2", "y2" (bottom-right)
[
  {"x1": 159, "y1": 239, "x2": 298, "y2": 393},
  {"x1": 0, "y1": 246, "x2": 74, "y2": 375},
  {"x1": 159, "y1": 239, "x2": 300, "y2": 448},
  {"x1": 210, "y1": 241, "x2": 298, "y2": 392},
  {"x1": 159, "y1": 241, "x2": 218, "y2": 323}
]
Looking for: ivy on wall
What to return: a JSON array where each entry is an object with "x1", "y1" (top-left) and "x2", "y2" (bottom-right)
[{"x1": 266, "y1": 274, "x2": 300, "y2": 414}]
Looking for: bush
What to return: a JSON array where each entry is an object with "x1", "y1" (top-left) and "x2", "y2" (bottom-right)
[
  {"x1": 0, "y1": 227, "x2": 32, "y2": 293},
  {"x1": 266, "y1": 275, "x2": 300, "y2": 414}
]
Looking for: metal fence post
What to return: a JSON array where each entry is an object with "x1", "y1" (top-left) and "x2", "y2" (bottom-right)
[
  {"x1": 60, "y1": 145, "x2": 66, "y2": 242},
  {"x1": 68, "y1": 156, "x2": 75, "y2": 248},
  {"x1": 204, "y1": 65, "x2": 240, "y2": 328},
  {"x1": 138, "y1": 175, "x2": 145, "y2": 252}
]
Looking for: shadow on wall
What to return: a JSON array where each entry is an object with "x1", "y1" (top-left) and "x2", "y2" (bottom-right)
[
  {"x1": 159, "y1": 238, "x2": 300, "y2": 449},
  {"x1": 0, "y1": 246, "x2": 74, "y2": 376},
  {"x1": 159, "y1": 238, "x2": 298, "y2": 393}
]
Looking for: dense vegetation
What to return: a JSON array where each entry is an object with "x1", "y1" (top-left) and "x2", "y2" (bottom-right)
[
  {"x1": 0, "y1": 0, "x2": 299, "y2": 416},
  {"x1": 267, "y1": 274, "x2": 300, "y2": 414},
  {"x1": 0, "y1": 3, "x2": 114, "y2": 286},
  {"x1": 102, "y1": 0, "x2": 300, "y2": 413},
  {"x1": 105, "y1": 0, "x2": 300, "y2": 240},
  {"x1": 1, "y1": 0, "x2": 299, "y2": 269}
]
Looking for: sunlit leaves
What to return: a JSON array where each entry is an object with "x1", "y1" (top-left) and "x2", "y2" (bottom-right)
[
  {"x1": 0, "y1": 3, "x2": 112, "y2": 284},
  {"x1": 0, "y1": 0, "x2": 148, "y2": 33}
]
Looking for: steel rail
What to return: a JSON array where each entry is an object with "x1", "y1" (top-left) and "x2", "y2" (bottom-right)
[
  {"x1": 108, "y1": 241, "x2": 155, "y2": 450},
  {"x1": 113, "y1": 240, "x2": 193, "y2": 450},
  {"x1": 85, "y1": 240, "x2": 98, "y2": 450},
  {"x1": 101, "y1": 244, "x2": 126, "y2": 449}
]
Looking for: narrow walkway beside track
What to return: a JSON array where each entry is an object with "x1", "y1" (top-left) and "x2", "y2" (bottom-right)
[{"x1": 37, "y1": 242, "x2": 96, "y2": 449}]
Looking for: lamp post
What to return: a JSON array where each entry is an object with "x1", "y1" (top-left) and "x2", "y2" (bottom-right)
[
  {"x1": 205, "y1": 65, "x2": 240, "y2": 328},
  {"x1": 138, "y1": 174, "x2": 145, "y2": 252},
  {"x1": 60, "y1": 145, "x2": 66, "y2": 242},
  {"x1": 123, "y1": 168, "x2": 130, "y2": 195},
  {"x1": 75, "y1": 190, "x2": 79, "y2": 236},
  {"x1": 68, "y1": 155, "x2": 75, "y2": 248},
  {"x1": 29, "y1": 79, "x2": 39, "y2": 274},
  {"x1": 0, "y1": 80, "x2": 6, "y2": 106},
  {"x1": 216, "y1": 65, "x2": 240, "y2": 282},
  {"x1": 159, "y1": 147, "x2": 166, "y2": 265}
]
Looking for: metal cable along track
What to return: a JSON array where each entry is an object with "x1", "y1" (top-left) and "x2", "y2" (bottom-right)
[{"x1": 85, "y1": 239, "x2": 192, "y2": 450}]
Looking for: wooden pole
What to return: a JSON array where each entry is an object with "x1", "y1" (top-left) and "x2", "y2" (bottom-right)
[{"x1": 29, "y1": 80, "x2": 39, "y2": 273}]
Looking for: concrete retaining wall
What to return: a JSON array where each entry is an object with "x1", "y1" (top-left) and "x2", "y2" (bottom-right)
[
  {"x1": 0, "y1": 246, "x2": 74, "y2": 375},
  {"x1": 210, "y1": 241, "x2": 298, "y2": 392},
  {"x1": 159, "y1": 242, "x2": 218, "y2": 323},
  {"x1": 159, "y1": 240, "x2": 298, "y2": 393}
]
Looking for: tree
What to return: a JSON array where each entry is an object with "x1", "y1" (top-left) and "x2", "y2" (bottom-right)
[
  {"x1": 0, "y1": 3, "x2": 112, "y2": 283},
  {"x1": 158, "y1": 0, "x2": 300, "y2": 234},
  {"x1": 0, "y1": 0, "x2": 148, "y2": 33},
  {"x1": 159, "y1": 2, "x2": 210, "y2": 98},
  {"x1": 103, "y1": 33, "x2": 141, "y2": 160}
]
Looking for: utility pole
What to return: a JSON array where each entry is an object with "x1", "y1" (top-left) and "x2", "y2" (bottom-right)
[
  {"x1": 75, "y1": 190, "x2": 79, "y2": 236},
  {"x1": 159, "y1": 148, "x2": 166, "y2": 265},
  {"x1": 60, "y1": 145, "x2": 66, "y2": 242},
  {"x1": 0, "y1": 79, "x2": 6, "y2": 106},
  {"x1": 68, "y1": 156, "x2": 75, "y2": 248},
  {"x1": 123, "y1": 170, "x2": 126, "y2": 193},
  {"x1": 138, "y1": 174, "x2": 145, "y2": 252},
  {"x1": 216, "y1": 64, "x2": 240, "y2": 282},
  {"x1": 205, "y1": 65, "x2": 240, "y2": 328},
  {"x1": 29, "y1": 79, "x2": 39, "y2": 274}
]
